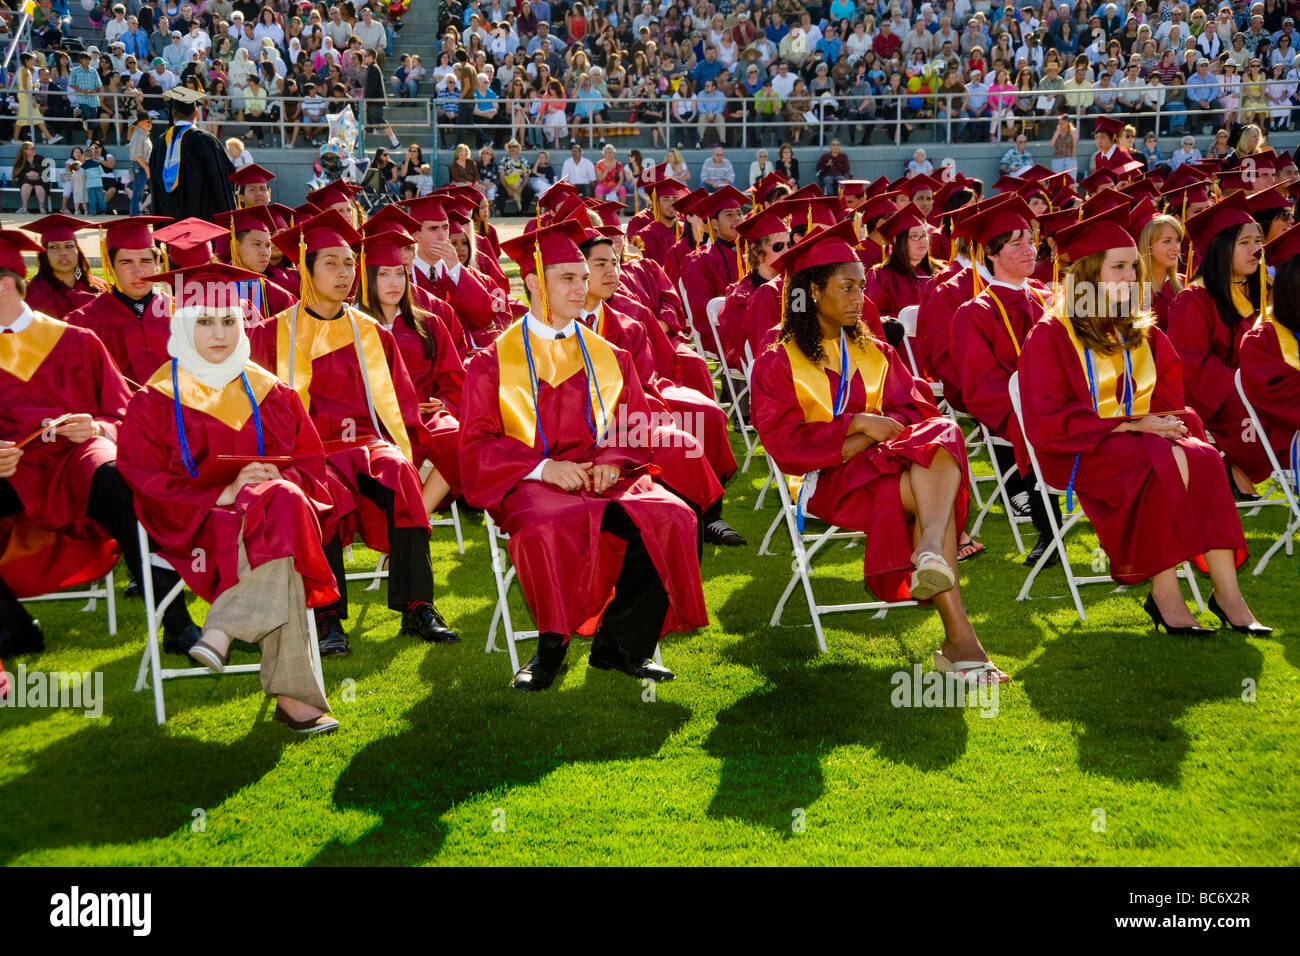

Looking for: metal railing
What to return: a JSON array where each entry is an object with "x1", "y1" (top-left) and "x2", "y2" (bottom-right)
[{"x1": 428, "y1": 85, "x2": 1289, "y2": 151}]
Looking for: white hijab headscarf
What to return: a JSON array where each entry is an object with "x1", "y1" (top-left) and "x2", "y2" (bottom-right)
[{"x1": 167, "y1": 305, "x2": 252, "y2": 391}]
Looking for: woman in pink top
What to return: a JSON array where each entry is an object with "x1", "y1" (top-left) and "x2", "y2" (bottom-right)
[{"x1": 988, "y1": 67, "x2": 1017, "y2": 142}]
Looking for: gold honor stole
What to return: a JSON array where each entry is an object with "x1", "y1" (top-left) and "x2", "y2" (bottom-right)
[
  {"x1": 1188, "y1": 276, "x2": 1256, "y2": 321},
  {"x1": 0, "y1": 312, "x2": 67, "y2": 382},
  {"x1": 495, "y1": 318, "x2": 623, "y2": 448},
  {"x1": 1264, "y1": 310, "x2": 1300, "y2": 371},
  {"x1": 146, "y1": 361, "x2": 278, "y2": 431},
  {"x1": 276, "y1": 304, "x2": 413, "y2": 461},
  {"x1": 783, "y1": 335, "x2": 889, "y2": 423},
  {"x1": 1060, "y1": 316, "x2": 1157, "y2": 418}
]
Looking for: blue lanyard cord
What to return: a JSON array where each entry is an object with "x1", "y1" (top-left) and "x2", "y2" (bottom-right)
[
  {"x1": 1069, "y1": 346, "x2": 1134, "y2": 512},
  {"x1": 574, "y1": 325, "x2": 609, "y2": 445},
  {"x1": 171, "y1": 361, "x2": 264, "y2": 478},
  {"x1": 799, "y1": 331, "x2": 852, "y2": 534},
  {"x1": 520, "y1": 321, "x2": 549, "y2": 455}
]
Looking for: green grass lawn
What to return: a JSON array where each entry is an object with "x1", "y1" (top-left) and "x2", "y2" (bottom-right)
[{"x1": 2, "y1": 441, "x2": 1298, "y2": 867}]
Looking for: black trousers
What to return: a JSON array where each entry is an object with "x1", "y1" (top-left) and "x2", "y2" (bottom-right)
[
  {"x1": 322, "y1": 471, "x2": 433, "y2": 618},
  {"x1": 992, "y1": 443, "x2": 1060, "y2": 537},
  {"x1": 541, "y1": 502, "x2": 670, "y2": 662}
]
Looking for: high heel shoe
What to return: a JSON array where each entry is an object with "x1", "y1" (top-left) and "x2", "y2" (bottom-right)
[
  {"x1": 1224, "y1": 457, "x2": 1261, "y2": 501},
  {"x1": 1208, "y1": 594, "x2": 1273, "y2": 635},
  {"x1": 1143, "y1": 594, "x2": 1217, "y2": 636}
]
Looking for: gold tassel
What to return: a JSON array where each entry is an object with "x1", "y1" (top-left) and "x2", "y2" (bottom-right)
[
  {"x1": 736, "y1": 239, "x2": 745, "y2": 278},
  {"x1": 100, "y1": 229, "x2": 117, "y2": 292},
  {"x1": 973, "y1": 243, "x2": 984, "y2": 296},
  {"x1": 298, "y1": 234, "x2": 318, "y2": 307},
  {"x1": 806, "y1": 207, "x2": 813, "y2": 232},
  {"x1": 708, "y1": 220, "x2": 716, "y2": 245},
  {"x1": 533, "y1": 243, "x2": 550, "y2": 324},
  {"x1": 161, "y1": 249, "x2": 170, "y2": 272},
  {"x1": 360, "y1": 248, "x2": 367, "y2": 308},
  {"x1": 1259, "y1": 248, "x2": 1266, "y2": 317},
  {"x1": 229, "y1": 222, "x2": 243, "y2": 269}
]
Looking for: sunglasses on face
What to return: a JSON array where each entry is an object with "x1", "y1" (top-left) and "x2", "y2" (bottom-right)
[{"x1": 768, "y1": 240, "x2": 789, "y2": 253}]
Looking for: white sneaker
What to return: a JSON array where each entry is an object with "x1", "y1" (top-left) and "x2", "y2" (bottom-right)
[{"x1": 47, "y1": 134, "x2": 62, "y2": 144}]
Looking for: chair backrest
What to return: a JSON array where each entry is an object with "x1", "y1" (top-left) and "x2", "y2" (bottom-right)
[
  {"x1": 897, "y1": 304, "x2": 919, "y2": 337},
  {"x1": 706, "y1": 296, "x2": 725, "y2": 326},
  {"x1": 1008, "y1": 370, "x2": 1063, "y2": 493},
  {"x1": 1235, "y1": 367, "x2": 1296, "y2": 482}
]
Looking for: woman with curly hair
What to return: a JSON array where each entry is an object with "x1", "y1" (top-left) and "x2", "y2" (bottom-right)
[{"x1": 750, "y1": 221, "x2": 1007, "y2": 683}]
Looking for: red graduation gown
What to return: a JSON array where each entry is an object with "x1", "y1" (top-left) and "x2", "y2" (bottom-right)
[
  {"x1": 68, "y1": 288, "x2": 174, "y2": 387},
  {"x1": 631, "y1": 219, "x2": 680, "y2": 274},
  {"x1": 920, "y1": 264, "x2": 979, "y2": 412},
  {"x1": 1166, "y1": 285, "x2": 1274, "y2": 482},
  {"x1": 856, "y1": 238, "x2": 887, "y2": 271},
  {"x1": 616, "y1": 264, "x2": 712, "y2": 394},
  {"x1": 473, "y1": 241, "x2": 511, "y2": 295},
  {"x1": 863, "y1": 264, "x2": 928, "y2": 318},
  {"x1": 620, "y1": 256, "x2": 689, "y2": 338},
  {"x1": 1093, "y1": 145, "x2": 1135, "y2": 172},
  {"x1": 415, "y1": 260, "x2": 516, "y2": 350},
  {"x1": 268, "y1": 264, "x2": 300, "y2": 296},
  {"x1": 718, "y1": 271, "x2": 766, "y2": 371},
  {"x1": 0, "y1": 513, "x2": 118, "y2": 599},
  {"x1": 1151, "y1": 281, "x2": 1177, "y2": 332},
  {"x1": 0, "y1": 314, "x2": 130, "y2": 535},
  {"x1": 910, "y1": 258, "x2": 964, "y2": 381},
  {"x1": 458, "y1": 320, "x2": 708, "y2": 636},
  {"x1": 751, "y1": 337, "x2": 970, "y2": 601},
  {"x1": 382, "y1": 311, "x2": 466, "y2": 500},
  {"x1": 24, "y1": 272, "x2": 107, "y2": 318},
  {"x1": 250, "y1": 309, "x2": 433, "y2": 549},
  {"x1": 1018, "y1": 318, "x2": 1246, "y2": 583},
  {"x1": 1239, "y1": 316, "x2": 1300, "y2": 460},
  {"x1": 744, "y1": 278, "x2": 885, "y2": 361},
  {"x1": 409, "y1": 280, "x2": 475, "y2": 359},
  {"x1": 680, "y1": 239, "x2": 741, "y2": 340},
  {"x1": 950, "y1": 280, "x2": 1048, "y2": 469},
  {"x1": 116, "y1": 369, "x2": 340, "y2": 607}
]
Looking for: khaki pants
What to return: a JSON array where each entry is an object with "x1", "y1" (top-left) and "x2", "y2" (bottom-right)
[{"x1": 204, "y1": 538, "x2": 330, "y2": 713}]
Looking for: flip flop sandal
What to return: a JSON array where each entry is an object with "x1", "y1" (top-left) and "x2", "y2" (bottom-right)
[
  {"x1": 957, "y1": 538, "x2": 986, "y2": 562},
  {"x1": 909, "y1": 550, "x2": 956, "y2": 601},
  {"x1": 932, "y1": 651, "x2": 1011, "y2": 684}
]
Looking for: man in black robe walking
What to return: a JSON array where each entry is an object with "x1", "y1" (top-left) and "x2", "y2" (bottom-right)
[{"x1": 148, "y1": 85, "x2": 237, "y2": 221}]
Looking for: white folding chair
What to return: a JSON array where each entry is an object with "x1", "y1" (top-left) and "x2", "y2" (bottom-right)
[
  {"x1": 683, "y1": 286, "x2": 757, "y2": 464},
  {"x1": 483, "y1": 513, "x2": 662, "y2": 675},
  {"x1": 19, "y1": 572, "x2": 117, "y2": 636},
  {"x1": 1008, "y1": 372, "x2": 1207, "y2": 621},
  {"x1": 896, "y1": 305, "x2": 946, "y2": 402},
  {"x1": 132, "y1": 523, "x2": 325, "y2": 726},
  {"x1": 764, "y1": 453, "x2": 918, "y2": 653},
  {"x1": 967, "y1": 425, "x2": 1032, "y2": 554},
  {"x1": 1235, "y1": 368, "x2": 1300, "y2": 574}
]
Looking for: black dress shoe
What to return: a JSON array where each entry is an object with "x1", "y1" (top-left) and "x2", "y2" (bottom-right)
[
  {"x1": 1208, "y1": 593, "x2": 1272, "y2": 635},
  {"x1": 588, "y1": 644, "x2": 676, "y2": 682},
  {"x1": 1143, "y1": 593, "x2": 1217, "y2": 636},
  {"x1": 512, "y1": 634, "x2": 567, "y2": 691},
  {"x1": 1024, "y1": 532, "x2": 1059, "y2": 567},
  {"x1": 703, "y1": 518, "x2": 747, "y2": 547},
  {"x1": 0, "y1": 618, "x2": 44, "y2": 658},
  {"x1": 400, "y1": 602, "x2": 460, "y2": 643},
  {"x1": 315, "y1": 612, "x2": 351, "y2": 657},
  {"x1": 123, "y1": 579, "x2": 142, "y2": 599},
  {"x1": 162, "y1": 622, "x2": 201, "y2": 656}
]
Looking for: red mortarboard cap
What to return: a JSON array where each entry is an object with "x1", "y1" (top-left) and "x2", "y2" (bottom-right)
[
  {"x1": 358, "y1": 229, "x2": 414, "y2": 268},
  {"x1": 399, "y1": 195, "x2": 450, "y2": 224},
  {"x1": 0, "y1": 228, "x2": 43, "y2": 275},
  {"x1": 145, "y1": 261, "x2": 268, "y2": 310},
  {"x1": 1278, "y1": 149, "x2": 1296, "y2": 168},
  {"x1": 855, "y1": 192, "x2": 904, "y2": 225},
  {"x1": 1215, "y1": 170, "x2": 1253, "y2": 195},
  {"x1": 1055, "y1": 213, "x2": 1137, "y2": 261},
  {"x1": 696, "y1": 186, "x2": 749, "y2": 218},
  {"x1": 103, "y1": 216, "x2": 170, "y2": 250},
  {"x1": 306, "y1": 179, "x2": 363, "y2": 209},
  {"x1": 584, "y1": 196, "x2": 626, "y2": 227},
  {"x1": 229, "y1": 163, "x2": 276, "y2": 188},
  {"x1": 751, "y1": 171, "x2": 793, "y2": 206},
  {"x1": 1112, "y1": 160, "x2": 1146, "y2": 182},
  {"x1": 537, "y1": 181, "x2": 581, "y2": 212},
  {"x1": 1247, "y1": 184, "x2": 1294, "y2": 215},
  {"x1": 735, "y1": 209, "x2": 790, "y2": 242},
  {"x1": 770, "y1": 218, "x2": 862, "y2": 276},
  {"x1": 1093, "y1": 115, "x2": 1126, "y2": 137},
  {"x1": 878, "y1": 201, "x2": 928, "y2": 239},
  {"x1": 1119, "y1": 179, "x2": 1161, "y2": 203},
  {"x1": 293, "y1": 200, "x2": 321, "y2": 220},
  {"x1": 1036, "y1": 207, "x2": 1082, "y2": 239},
  {"x1": 785, "y1": 183, "x2": 824, "y2": 204},
  {"x1": 1189, "y1": 158, "x2": 1224, "y2": 173},
  {"x1": 25, "y1": 214, "x2": 93, "y2": 245},
  {"x1": 499, "y1": 217, "x2": 590, "y2": 278},
  {"x1": 1245, "y1": 148, "x2": 1277, "y2": 172},
  {"x1": 270, "y1": 209, "x2": 363, "y2": 260},
  {"x1": 1082, "y1": 189, "x2": 1130, "y2": 218},
  {"x1": 864, "y1": 175, "x2": 892, "y2": 198},
  {"x1": 265, "y1": 203, "x2": 296, "y2": 231},
  {"x1": 1077, "y1": 167, "x2": 1119, "y2": 194},
  {"x1": 153, "y1": 218, "x2": 228, "y2": 259},
  {"x1": 645, "y1": 173, "x2": 689, "y2": 200},
  {"x1": 1164, "y1": 183, "x2": 1213, "y2": 209},
  {"x1": 214, "y1": 205, "x2": 278, "y2": 235},
  {"x1": 896, "y1": 174, "x2": 938, "y2": 199},
  {"x1": 1129, "y1": 197, "x2": 1160, "y2": 235},
  {"x1": 1184, "y1": 190, "x2": 1256, "y2": 250},
  {"x1": 839, "y1": 179, "x2": 871, "y2": 198},
  {"x1": 361, "y1": 204, "x2": 422, "y2": 237},
  {"x1": 1263, "y1": 221, "x2": 1300, "y2": 266},
  {"x1": 674, "y1": 188, "x2": 710, "y2": 217},
  {"x1": 964, "y1": 195, "x2": 1034, "y2": 246},
  {"x1": 949, "y1": 191, "x2": 1019, "y2": 236}
]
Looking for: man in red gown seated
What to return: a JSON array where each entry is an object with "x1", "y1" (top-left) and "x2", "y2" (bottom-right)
[{"x1": 459, "y1": 219, "x2": 708, "y2": 691}]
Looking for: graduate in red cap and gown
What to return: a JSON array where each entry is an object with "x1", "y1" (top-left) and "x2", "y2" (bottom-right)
[
  {"x1": 717, "y1": 207, "x2": 792, "y2": 373},
  {"x1": 215, "y1": 204, "x2": 299, "y2": 318},
  {"x1": 459, "y1": 218, "x2": 707, "y2": 691},
  {"x1": 1240, "y1": 222, "x2": 1300, "y2": 470},
  {"x1": 678, "y1": 186, "x2": 750, "y2": 332},
  {"x1": 863, "y1": 201, "x2": 937, "y2": 318},
  {"x1": 0, "y1": 228, "x2": 202, "y2": 653},
  {"x1": 1166, "y1": 192, "x2": 1276, "y2": 494},
  {"x1": 355, "y1": 228, "x2": 466, "y2": 513},
  {"x1": 21, "y1": 215, "x2": 107, "y2": 316},
  {"x1": 1090, "y1": 115, "x2": 1135, "y2": 173},
  {"x1": 116, "y1": 263, "x2": 343, "y2": 731},
  {"x1": 250, "y1": 210, "x2": 459, "y2": 654},
  {"x1": 749, "y1": 220, "x2": 1008, "y2": 684},
  {"x1": 230, "y1": 163, "x2": 275, "y2": 207},
  {"x1": 263, "y1": 203, "x2": 301, "y2": 293},
  {"x1": 578, "y1": 225, "x2": 745, "y2": 546},
  {"x1": 67, "y1": 217, "x2": 174, "y2": 387},
  {"x1": 1136, "y1": 211, "x2": 1186, "y2": 331},
  {"x1": 627, "y1": 172, "x2": 689, "y2": 267},
  {"x1": 1019, "y1": 215, "x2": 1265, "y2": 634}
]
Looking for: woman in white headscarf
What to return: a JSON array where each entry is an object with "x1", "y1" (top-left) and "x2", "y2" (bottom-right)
[
  {"x1": 116, "y1": 282, "x2": 347, "y2": 734},
  {"x1": 228, "y1": 47, "x2": 257, "y2": 114}
]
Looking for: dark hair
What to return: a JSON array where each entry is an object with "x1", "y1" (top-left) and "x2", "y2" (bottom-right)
[
  {"x1": 778, "y1": 262, "x2": 868, "y2": 363},
  {"x1": 36, "y1": 247, "x2": 94, "y2": 284},
  {"x1": 1254, "y1": 207, "x2": 1289, "y2": 239},
  {"x1": 360, "y1": 264, "x2": 433, "y2": 359},
  {"x1": 0, "y1": 268, "x2": 28, "y2": 297},
  {"x1": 1193, "y1": 221, "x2": 1262, "y2": 328},
  {"x1": 885, "y1": 226, "x2": 934, "y2": 278},
  {"x1": 1272, "y1": 255, "x2": 1300, "y2": 336}
]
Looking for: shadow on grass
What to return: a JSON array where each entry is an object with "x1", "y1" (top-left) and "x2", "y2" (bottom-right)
[
  {"x1": 309, "y1": 642, "x2": 692, "y2": 865},
  {"x1": 0, "y1": 654, "x2": 286, "y2": 864},
  {"x1": 702, "y1": 635, "x2": 968, "y2": 836},
  {"x1": 1019, "y1": 627, "x2": 1263, "y2": 785}
]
